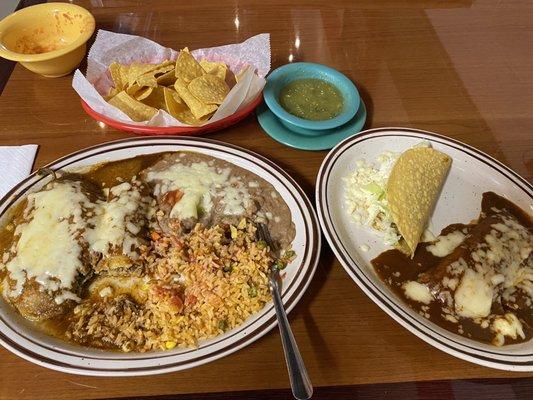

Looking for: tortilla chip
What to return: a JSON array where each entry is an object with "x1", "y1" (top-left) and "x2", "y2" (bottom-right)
[
  {"x1": 199, "y1": 60, "x2": 218, "y2": 71},
  {"x1": 174, "y1": 79, "x2": 217, "y2": 119},
  {"x1": 188, "y1": 74, "x2": 229, "y2": 105},
  {"x1": 126, "y1": 83, "x2": 142, "y2": 96},
  {"x1": 126, "y1": 63, "x2": 157, "y2": 87},
  {"x1": 153, "y1": 61, "x2": 175, "y2": 73},
  {"x1": 142, "y1": 86, "x2": 167, "y2": 110},
  {"x1": 200, "y1": 60, "x2": 228, "y2": 80},
  {"x1": 135, "y1": 63, "x2": 175, "y2": 88},
  {"x1": 104, "y1": 56, "x2": 222, "y2": 125},
  {"x1": 135, "y1": 87, "x2": 153, "y2": 101},
  {"x1": 394, "y1": 239, "x2": 411, "y2": 256},
  {"x1": 161, "y1": 87, "x2": 203, "y2": 125},
  {"x1": 108, "y1": 91, "x2": 158, "y2": 122},
  {"x1": 109, "y1": 62, "x2": 125, "y2": 90},
  {"x1": 135, "y1": 73, "x2": 158, "y2": 88},
  {"x1": 177, "y1": 109, "x2": 207, "y2": 125},
  {"x1": 163, "y1": 87, "x2": 186, "y2": 114},
  {"x1": 104, "y1": 86, "x2": 120, "y2": 101},
  {"x1": 157, "y1": 70, "x2": 177, "y2": 86},
  {"x1": 175, "y1": 49, "x2": 205, "y2": 83},
  {"x1": 387, "y1": 147, "x2": 452, "y2": 257}
]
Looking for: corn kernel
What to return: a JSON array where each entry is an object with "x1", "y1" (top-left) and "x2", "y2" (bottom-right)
[{"x1": 165, "y1": 341, "x2": 176, "y2": 349}]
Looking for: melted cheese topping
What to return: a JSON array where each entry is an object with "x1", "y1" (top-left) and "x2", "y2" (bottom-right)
[
  {"x1": 491, "y1": 313, "x2": 525, "y2": 346},
  {"x1": 4, "y1": 181, "x2": 92, "y2": 298},
  {"x1": 403, "y1": 281, "x2": 433, "y2": 304},
  {"x1": 454, "y1": 269, "x2": 493, "y2": 318},
  {"x1": 85, "y1": 182, "x2": 146, "y2": 259},
  {"x1": 427, "y1": 230, "x2": 465, "y2": 257},
  {"x1": 147, "y1": 162, "x2": 228, "y2": 219},
  {"x1": 55, "y1": 290, "x2": 81, "y2": 305},
  {"x1": 221, "y1": 177, "x2": 252, "y2": 215},
  {"x1": 146, "y1": 161, "x2": 252, "y2": 219},
  {"x1": 2, "y1": 179, "x2": 151, "y2": 302},
  {"x1": 437, "y1": 212, "x2": 532, "y2": 344}
]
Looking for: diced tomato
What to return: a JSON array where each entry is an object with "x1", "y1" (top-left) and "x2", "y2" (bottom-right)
[
  {"x1": 170, "y1": 234, "x2": 183, "y2": 249},
  {"x1": 161, "y1": 189, "x2": 184, "y2": 206},
  {"x1": 150, "y1": 284, "x2": 184, "y2": 313},
  {"x1": 184, "y1": 294, "x2": 197, "y2": 306}
]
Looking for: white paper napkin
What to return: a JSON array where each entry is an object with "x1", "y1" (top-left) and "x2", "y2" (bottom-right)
[{"x1": 0, "y1": 145, "x2": 38, "y2": 199}]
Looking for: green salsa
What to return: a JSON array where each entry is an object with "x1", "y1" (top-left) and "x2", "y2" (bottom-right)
[{"x1": 278, "y1": 78, "x2": 343, "y2": 121}]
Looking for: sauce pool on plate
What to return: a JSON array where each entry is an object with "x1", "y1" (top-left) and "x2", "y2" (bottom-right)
[
  {"x1": 372, "y1": 192, "x2": 533, "y2": 346},
  {"x1": 279, "y1": 78, "x2": 343, "y2": 121}
]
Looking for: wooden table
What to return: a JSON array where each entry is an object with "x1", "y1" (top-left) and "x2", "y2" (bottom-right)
[{"x1": 0, "y1": 1, "x2": 532, "y2": 399}]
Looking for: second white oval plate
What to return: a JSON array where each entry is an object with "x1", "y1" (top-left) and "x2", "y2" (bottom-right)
[{"x1": 316, "y1": 127, "x2": 532, "y2": 371}]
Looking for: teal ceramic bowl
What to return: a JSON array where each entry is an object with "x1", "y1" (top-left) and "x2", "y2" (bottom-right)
[{"x1": 263, "y1": 62, "x2": 360, "y2": 133}]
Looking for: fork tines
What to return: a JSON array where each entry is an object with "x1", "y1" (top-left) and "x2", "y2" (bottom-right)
[{"x1": 257, "y1": 223, "x2": 279, "y2": 253}]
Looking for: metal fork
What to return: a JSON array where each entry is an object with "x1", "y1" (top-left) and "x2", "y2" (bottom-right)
[{"x1": 257, "y1": 223, "x2": 313, "y2": 400}]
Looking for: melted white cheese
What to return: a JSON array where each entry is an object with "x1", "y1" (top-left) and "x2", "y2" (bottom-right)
[
  {"x1": 2, "y1": 179, "x2": 152, "y2": 301},
  {"x1": 99, "y1": 286, "x2": 113, "y2": 297},
  {"x1": 4, "y1": 181, "x2": 92, "y2": 298},
  {"x1": 220, "y1": 183, "x2": 251, "y2": 215},
  {"x1": 427, "y1": 230, "x2": 466, "y2": 257},
  {"x1": 147, "y1": 162, "x2": 228, "y2": 219},
  {"x1": 491, "y1": 313, "x2": 525, "y2": 346},
  {"x1": 434, "y1": 213, "x2": 532, "y2": 340},
  {"x1": 85, "y1": 182, "x2": 145, "y2": 258},
  {"x1": 403, "y1": 281, "x2": 433, "y2": 304},
  {"x1": 146, "y1": 161, "x2": 252, "y2": 219},
  {"x1": 55, "y1": 290, "x2": 81, "y2": 305},
  {"x1": 454, "y1": 269, "x2": 493, "y2": 318}
]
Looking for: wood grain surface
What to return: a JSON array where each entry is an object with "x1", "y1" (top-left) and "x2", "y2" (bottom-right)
[{"x1": 0, "y1": 1, "x2": 532, "y2": 399}]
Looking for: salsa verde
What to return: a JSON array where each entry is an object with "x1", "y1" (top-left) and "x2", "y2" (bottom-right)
[{"x1": 279, "y1": 78, "x2": 343, "y2": 121}]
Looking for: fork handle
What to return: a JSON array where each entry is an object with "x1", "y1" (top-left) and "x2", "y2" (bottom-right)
[{"x1": 270, "y1": 279, "x2": 313, "y2": 400}]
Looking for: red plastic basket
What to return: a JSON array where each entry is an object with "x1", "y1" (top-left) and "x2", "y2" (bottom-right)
[{"x1": 80, "y1": 92, "x2": 263, "y2": 136}]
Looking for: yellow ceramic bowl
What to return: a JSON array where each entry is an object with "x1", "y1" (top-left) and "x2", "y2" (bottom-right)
[{"x1": 0, "y1": 3, "x2": 95, "y2": 77}]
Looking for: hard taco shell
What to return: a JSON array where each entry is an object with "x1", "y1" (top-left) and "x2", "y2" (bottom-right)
[{"x1": 387, "y1": 147, "x2": 452, "y2": 257}]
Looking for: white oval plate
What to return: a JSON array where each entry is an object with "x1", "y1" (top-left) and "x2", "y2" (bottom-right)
[
  {"x1": 316, "y1": 127, "x2": 533, "y2": 371},
  {"x1": 0, "y1": 137, "x2": 320, "y2": 376}
]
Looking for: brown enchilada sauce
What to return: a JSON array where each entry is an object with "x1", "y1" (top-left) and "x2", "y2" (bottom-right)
[{"x1": 372, "y1": 192, "x2": 532, "y2": 345}]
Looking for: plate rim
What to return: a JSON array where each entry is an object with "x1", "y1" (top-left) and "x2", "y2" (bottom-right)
[
  {"x1": 0, "y1": 136, "x2": 321, "y2": 376},
  {"x1": 315, "y1": 126, "x2": 533, "y2": 371}
]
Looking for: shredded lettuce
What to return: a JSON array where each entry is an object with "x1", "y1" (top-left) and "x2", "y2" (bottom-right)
[{"x1": 343, "y1": 151, "x2": 400, "y2": 245}]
